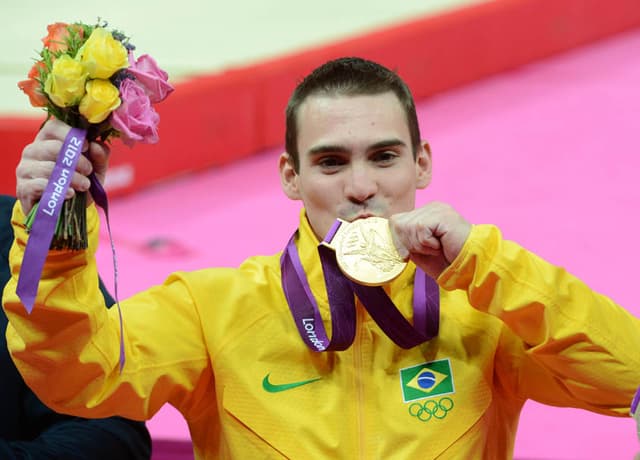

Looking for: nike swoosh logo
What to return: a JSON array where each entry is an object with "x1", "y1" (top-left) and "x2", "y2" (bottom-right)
[{"x1": 262, "y1": 373, "x2": 322, "y2": 393}]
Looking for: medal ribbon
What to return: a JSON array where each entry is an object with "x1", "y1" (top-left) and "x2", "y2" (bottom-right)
[
  {"x1": 631, "y1": 386, "x2": 640, "y2": 441},
  {"x1": 281, "y1": 224, "x2": 440, "y2": 351},
  {"x1": 17, "y1": 127, "x2": 126, "y2": 370}
]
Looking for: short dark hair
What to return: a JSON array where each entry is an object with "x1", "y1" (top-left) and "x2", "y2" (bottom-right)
[{"x1": 285, "y1": 57, "x2": 421, "y2": 171}]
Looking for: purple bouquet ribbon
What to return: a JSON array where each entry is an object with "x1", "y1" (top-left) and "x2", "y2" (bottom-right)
[
  {"x1": 17, "y1": 127, "x2": 126, "y2": 371},
  {"x1": 17, "y1": 127, "x2": 87, "y2": 310},
  {"x1": 280, "y1": 223, "x2": 440, "y2": 352}
]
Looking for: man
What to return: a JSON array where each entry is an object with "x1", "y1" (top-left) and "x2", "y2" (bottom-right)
[
  {"x1": 0, "y1": 194, "x2": 152, "y2": 458},
  {"x1": 4, "y1": 57, "x2": 640, "y2": 459}
]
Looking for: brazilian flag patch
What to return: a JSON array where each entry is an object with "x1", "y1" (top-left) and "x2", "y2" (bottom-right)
[{"x1": 400, "y1": 359, "x2": 455, "y2": 403}]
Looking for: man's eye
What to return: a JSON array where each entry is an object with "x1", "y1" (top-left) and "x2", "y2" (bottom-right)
[
  {"x1": 373, "y1": 151, "x2": 397, "y2": 163},
  {"x1": 318, "y1": 157, "x2": 344, "y2": 168}
]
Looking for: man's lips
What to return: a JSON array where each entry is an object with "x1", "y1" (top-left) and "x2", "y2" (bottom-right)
[{"x1": 342, "y1": 213, "x2": 375, "y2": 222}]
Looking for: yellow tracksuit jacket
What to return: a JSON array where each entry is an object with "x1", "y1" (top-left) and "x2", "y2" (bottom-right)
[{"x1": 4, "y1": 203, "x2": 640, "y2": 459}]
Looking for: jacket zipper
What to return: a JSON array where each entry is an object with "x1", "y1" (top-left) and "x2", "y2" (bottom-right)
[{"x1": 354, "y1": 301, "x2": 366, "y2": 459}]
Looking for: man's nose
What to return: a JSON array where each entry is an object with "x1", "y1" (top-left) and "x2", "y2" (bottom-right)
[{"x1": 345, "y1": 164, "x2": 377, "y2": 203}]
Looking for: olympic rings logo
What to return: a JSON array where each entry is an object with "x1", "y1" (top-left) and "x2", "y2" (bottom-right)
[{"x1": 408, "y1": 397, "x2": 454, "y2": 422}]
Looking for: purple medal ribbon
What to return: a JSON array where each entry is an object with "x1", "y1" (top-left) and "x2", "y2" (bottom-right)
[
  {"x1": 632, "y1": 386, "x2": 640, "y2": 441},
  {"x1": 281, "y1": 240, "x2": 355, "y2": 351},
  {"x1": 281, "y1": 223, "x2": 440, "y2": 352},
  {"x1": 17, "y1": 127, "x2": 126, "y2": 371},
  {"x1": 632, "y1": 386, "x2": 640, "y2": 415}
]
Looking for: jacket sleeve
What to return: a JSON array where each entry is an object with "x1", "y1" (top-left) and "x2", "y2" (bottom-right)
[
  {"x1": 2, "y1": 200, "x2": 213, "y2": 423},
  {"x1": 438, "y1": 224, "x2": 640, "y2": 415}
]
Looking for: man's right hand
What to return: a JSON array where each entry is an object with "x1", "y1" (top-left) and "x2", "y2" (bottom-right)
[
  {"x1": 390, "y1": 202, "x2": 472, "y2": 280},
  {"x1": 16, "y1": 119, "x2": 110, "y2": 214}
]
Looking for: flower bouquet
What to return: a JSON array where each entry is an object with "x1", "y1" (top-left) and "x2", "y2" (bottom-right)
[{"x1": 18, "y1": 20, "x2": 174, "y2": 249}]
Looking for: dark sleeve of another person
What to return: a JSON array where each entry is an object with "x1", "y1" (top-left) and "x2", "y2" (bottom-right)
[{"x1": 0, "y1": 194, "x2": 152, "y2": 459}]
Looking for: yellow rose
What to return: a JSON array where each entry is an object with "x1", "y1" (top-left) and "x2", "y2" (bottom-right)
[
  {"x1": 79, "y1": 79, "x2": 121, "y2": 123},
  {"x1": 43, "y1": 54, "x2": 88, "y2": 107},
  {"x1": 78, "y1": 27, "x2": 128, "y2": 79}
]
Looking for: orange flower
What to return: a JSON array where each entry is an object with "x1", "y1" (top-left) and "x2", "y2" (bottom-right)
[
  {"x1": 17, "y1": 61, "x2": 47, "y2": 107},
  {"x1": 41, "y1": 22, "x2": 83, "y2": 53}
]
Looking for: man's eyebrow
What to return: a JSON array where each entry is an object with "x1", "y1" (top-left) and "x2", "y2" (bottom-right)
[
  {"x1": 368, "y1": 138, "x2": 408, "y2": 151},
  {"x1": 308, "y1": 144, "x2": 350, "y2": 156},
  {"x1": 307, "y1": 138, "x2": 408, "y2": 156}
]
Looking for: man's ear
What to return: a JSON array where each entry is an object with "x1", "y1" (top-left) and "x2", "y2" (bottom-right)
[
  {"x1": 415, "y1": 141, "x2": 433, "y2": 189},
  {"x1": 279, "y1": 152, "x2": 301, "y2": 200}
]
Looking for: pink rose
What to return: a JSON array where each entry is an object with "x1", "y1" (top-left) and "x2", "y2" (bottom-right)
[
  {"x1": 127, "y1": 53, "x2": 174, "y2": 103},
  {"x1": 111, "y1": 78, "x2": 160, "y2": 146}
]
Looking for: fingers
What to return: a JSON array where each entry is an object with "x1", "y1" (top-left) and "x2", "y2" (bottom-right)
[
  {"x1": 21, "y1": 139, "x2": 93, "y2": 174},
  {"x1": 16, "y1": 177, "x2": 77, "y2": 213},
  {"x1": 390, "y1": 210, "x2": 443, "y2": 256},
  {"x1": 389, "y1": 202, "x2": 472, "y2": 278},
  {"x1": 33, "y1": 118, "x2": 72, "y2": 142},
  {"x1": 86, "y1": 141, "x2": 111, "y2": 185},
  {"x1": 16, "y1": 157, "x2": 93, "y2": 214},
  {"x1": 16, "y1": 119, "x2": 106, "y2": 213},
  {"x1": 410, "y1": 252, "x2": 451, "y2": 281}
]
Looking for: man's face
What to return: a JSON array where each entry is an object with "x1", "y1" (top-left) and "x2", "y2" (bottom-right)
[{"x1": 280, "y1": 91, "x2": 432, "y2": 239}]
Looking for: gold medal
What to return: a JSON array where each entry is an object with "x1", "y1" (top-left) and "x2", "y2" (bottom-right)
[{"x1": 323, "y1": 217, "x2": 407, "y2": 286}]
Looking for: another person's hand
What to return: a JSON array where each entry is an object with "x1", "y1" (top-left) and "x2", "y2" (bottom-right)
[
  {"x1": 16, "y1": 119, "x2": 110, "y2": 214},
  {"x1": 390, "y1": 202, "x2": 472, "y2": 279}
]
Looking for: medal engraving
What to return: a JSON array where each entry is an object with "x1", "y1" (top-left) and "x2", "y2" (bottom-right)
[{"x1": 326, "y1": 217, "x2": 407, "y2": 286}]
